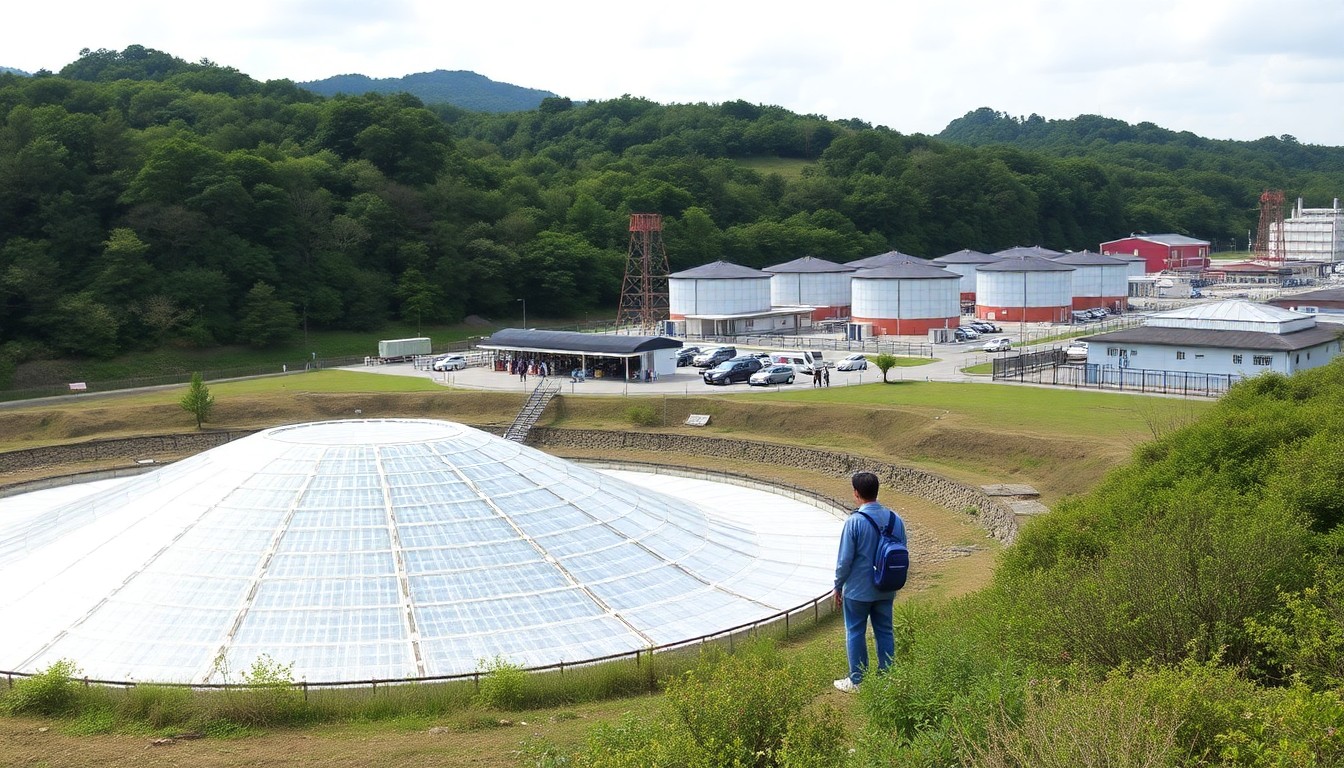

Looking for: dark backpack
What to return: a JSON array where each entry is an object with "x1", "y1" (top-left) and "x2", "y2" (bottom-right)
[{"x1": 858, "y1": 510, "x2": 909, "y2": 591}]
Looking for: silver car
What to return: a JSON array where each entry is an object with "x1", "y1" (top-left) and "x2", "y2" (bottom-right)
[
  {"x1": 836, "y1": 353, "x2": 868, "y2": 371},
  {"x1": 748, "y1": 364, "x2": 796, "y2": 386}
]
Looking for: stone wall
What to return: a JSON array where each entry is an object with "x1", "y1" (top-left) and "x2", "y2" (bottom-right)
[
  {"x1": 530, "y1": 428, "x2": 1019, "y2": 544},
  {"x1": 1, "y1": 426, "x2": 1018, "y2": 544}
]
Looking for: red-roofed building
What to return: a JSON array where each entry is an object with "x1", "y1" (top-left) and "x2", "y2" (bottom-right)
[{"x1": 1100, "y1": 234, "x2": 1210, "y2": 273}]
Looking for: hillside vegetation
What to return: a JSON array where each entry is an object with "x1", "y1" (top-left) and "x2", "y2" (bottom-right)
[
  {"x1": 298, "y1": 69, "x2": 559, "y2": 112},
  {"x1": 4, "y1": 45, "x2": 1344, "y2": 389}
]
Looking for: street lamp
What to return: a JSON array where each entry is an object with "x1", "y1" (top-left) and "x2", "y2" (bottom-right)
[{"x1": 517, "y1": 298, "x2": 527, "y2": 329}]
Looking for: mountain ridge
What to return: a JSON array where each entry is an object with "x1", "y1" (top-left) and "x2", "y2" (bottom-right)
[{"x1": 298, "y1": 69, "x2": 561, "y2": 113}]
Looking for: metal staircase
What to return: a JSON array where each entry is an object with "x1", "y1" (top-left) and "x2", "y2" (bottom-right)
[{"x1": 504, "y1": 378, "x2": 562, "y2": 442}]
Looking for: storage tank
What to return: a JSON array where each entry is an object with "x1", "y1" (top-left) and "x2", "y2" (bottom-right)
[
  {"x1": 669, "y1": 261, "x2": 772, "y2": 319},
  {"x1": 763, "y1": 256, "x2": 856, "y2": 320},
  {"x1": 931, "y1": 249, "x2": 998, "y2": 302},
  {"x1": 1052, "y1": 251, "x2": 1129, "y2": 311},
  {"x1": 850, "y1": 263, "x2": 962, "y2": 336},
  {"x1": 1108, "y1": 251, "x2": 1148, "y2": 278},
  {"x1": 975, "y1": 256, "x2": 1075, "y2": 323},
  {"x1": 846, "y1": 250, "x2": 932, "y2": 270},
  {"x1": 995, "y1": 245, "x2": 1065, "y2": 260}
]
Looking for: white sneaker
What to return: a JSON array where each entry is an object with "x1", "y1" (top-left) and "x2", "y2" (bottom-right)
[{"x1": 833, "y1": 677, "x2": 858, "y2": 693}]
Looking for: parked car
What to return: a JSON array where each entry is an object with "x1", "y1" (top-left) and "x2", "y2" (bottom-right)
[
  {"x1": 969, "y1": 321, "x2": 998, "y2": 334},
  {"x1": 1086, "y1": 308, "x2": 1108, "y2": 320},
  {"x1": 676, "y1": 346, "x2": 702, "y2": 366},
  {"x1": 704, "y1": 357, "x2": 763, "y2": 385},
  {"x1": 432, "y1": 354, "x2": 467, "y2": 371},
  {"x1": 693, "y1": 346, "x2": 736, "y2": 367},
  {"x1": 749, "y1": 364, "x2": 796, "y2": 386},
  {"x1": 953, "y1": 328, "x2": 971, "y2": 342},
  {"x1": 1065, "y1": 341, "x2": 1089, "y2": 361},
  {"x1": 836, "y1": 353, "x2": 869, "y2": 371},
  {"x1": 982, "y1": 337, "x2": 1012, "y2": 353},
  {"x1": 767, "y1": 351, "x2": 825, "y2": 374},
  {"x1": 958, "y1": 326, "x2": 980, "y2": 339}
]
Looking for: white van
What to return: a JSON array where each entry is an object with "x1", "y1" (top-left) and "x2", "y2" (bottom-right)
[{"x1": 769, "y1": 350, "x2": 825, "y2": 374}]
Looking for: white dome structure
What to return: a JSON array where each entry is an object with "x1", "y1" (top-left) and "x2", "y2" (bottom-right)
[
  {"x1": 668, "y1": 261, "x2": 772, "y2": 319},
  {"x1": 1052, "y1": 251, "x2": 1130, "y2": 311},
  {"x1": 850, "y1": 263, "x2": 962, "y2": 336},
  {"x1": 763, "y1": 256, "x2": 855, "y2": 320},
  {"x1": 975, "y1": 256, "x2": 1076, "y2": 323},
  {"x1": 0, "y1": 420, "x2": 840, "y2": 684}
]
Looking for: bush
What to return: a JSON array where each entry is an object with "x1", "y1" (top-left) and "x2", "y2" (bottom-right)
[
  {"x1": 203, "y1": 653, "x2": 306, "y2": 726},
  {"x1": 624, "y1": 404, "x2": 659, "y2": 427},
  {"x1": 1, "y1": 659, "x2": 83, "y2": 717},
  {"x1": 119, "y1": 684, "x2": 196, "y2": 729},
  {"x1": 967, "y1": 673, "x2": 1183, "y2": 768},
  {"x1": 1217, "y1": 683, "x2": 1344, "y2": 767},
  {"x1": 475, "y1": 655, "x2": 528, "y2": 710},
  {"x1": 544, "y1": 640, "x2": 840, "y2": 768}
]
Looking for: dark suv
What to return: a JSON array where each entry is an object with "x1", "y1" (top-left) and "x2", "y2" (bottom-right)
[
  {"x1": 676, "y1": 346, "x2": 702, "y2": 366},
  {"x1": 694, "y1": 346, "x2": 737, "y2": 368},
  {"x1": 704, "y1": 357, "x2": 762, "y2": 385}
]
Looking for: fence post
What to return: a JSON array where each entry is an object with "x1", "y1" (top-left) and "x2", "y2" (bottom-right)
[{"x1": 302, "y1": 680, "x2": 308, "y2": 701}]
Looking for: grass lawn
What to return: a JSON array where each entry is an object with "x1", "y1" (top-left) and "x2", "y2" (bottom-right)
[
  {"x1": 737, "y1": 156, "x2": 815, "y2": 181},
  {"x1": 772, "y1": 379, "x2": 1211, "y2": 440}
]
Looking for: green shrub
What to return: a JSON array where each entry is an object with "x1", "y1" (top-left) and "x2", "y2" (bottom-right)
[
  {"x1": 475, "y1": 655, "x2": 527, "y2": 710},
  {"x1": 1217, "y1": 683, "x2": 1344, "y2": 767},
  {"x1": 203, "y1": 653, "x2": 306, "y2": 726},
  {"x1": 120, "y1": 684, "x2": 196, "y2": 729},
  {"x1": 624, "y1": 404, "x2": 659, "y2": 427},
  {"x1": 968, "y1": 673, "x2": 1184, "y2": 768},
  {"x1": 1246, "y1": 529, "x2": 1344, "y2": 689},
  {"x1": 2, "y1": 659, "x2": 83, "y2": 717}
]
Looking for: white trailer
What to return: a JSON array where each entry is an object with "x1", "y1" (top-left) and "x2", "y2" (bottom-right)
[{"x1": 377, "y1": 337, "x2": 432, "y2": 363}]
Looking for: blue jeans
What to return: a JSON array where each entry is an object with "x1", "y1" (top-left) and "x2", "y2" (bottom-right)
[{"x1": 843, "y1": 597, "x2": 895, "y2": 685}]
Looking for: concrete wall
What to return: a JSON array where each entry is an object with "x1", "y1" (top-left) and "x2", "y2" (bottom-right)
[{"x1": 1, "y1": 427, "x2": 1020, "y2": 545}]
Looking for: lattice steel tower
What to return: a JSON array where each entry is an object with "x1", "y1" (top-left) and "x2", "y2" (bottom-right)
[
  {"x1": 1254, "y1": 189, "x2": 1286, "y2": 265},
  {"x1": 616, "y1": 213, "x2": 670, "y2": 332}
]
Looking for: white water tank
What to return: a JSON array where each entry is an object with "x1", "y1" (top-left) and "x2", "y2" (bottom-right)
[
  {"x1": 669, "y1": 261, "x2": 772, "y2": 319},
  {"x1": 932, "y1": 249, "x2": 998, "y2": 300},
  {"x1": 763, "y1": 256, "x2": 855, "y2": 319},
  {"x1": 975, "y1": 256, "x2": 1075, "y2": 323},
  {"x1": 1052, "y1": 251, "x2": 1129, "y2": 308},
  {"x1": 850, "y1": 263, "x2": 961, "y2": 336}
]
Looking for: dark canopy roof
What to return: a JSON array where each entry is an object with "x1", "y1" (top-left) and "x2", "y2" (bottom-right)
[
  {"x1": 933, "y1": 249, "x2": 998, "y2": 264},
  {"x1": 477, "y1": 329, "x2": 682, "y2": 357},
  {"x1": 978, "y1": 255, "x2": 1075, "y2": 272},
  {"x1": 852, "y1": 263, "x2": 960, "y2": 280},
  {"x1": 763, "y1": 256, "x2": 856, "y2": 273},
  {"x1": 669, "y1": 261, "x2": 769, "y2": 279},
  {"x1": 846, "y1": 250, "x2": 930, "y2": 269}
]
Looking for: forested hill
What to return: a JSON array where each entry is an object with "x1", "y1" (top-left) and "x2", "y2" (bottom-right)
[
  {"x1": 0, "y1": 67, "x2": 29, "y2": 77},
  {"x1": 299, "y1": 70, "x2": 559, "y2": 113},
  {"x1": 940, "y1": 107, "x2": 1344, "y2": 178},
  {"x1": 3, "y1": 45, "x2": 1344, "y2": 382}
]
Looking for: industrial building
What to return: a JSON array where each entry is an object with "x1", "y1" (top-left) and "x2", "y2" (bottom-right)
[
  {"x1": 0, "y1": 420, "x2": 841, "y2": 684},
  {"x1": 1267, "y1": 287, "x2": 1344, "y2": 323},
  {"x1": 1080, "y1": 300, "x2": 1341, "y2": 377},
  {"x1": 1274, "y1": 198, "x2": 1344, "y2": 265},
  {"x1": 846, "y1": 250, "x2": 932, "y2": 269},
  {"x1": 1100, "y1": 234, "x2": 1210, "y2": 273},
  {"x1": 762, "y1": 256, "x2": 855, "y2": 321},
  {"x1": 849, "y1": 262, "x2": 962, "y2": 336}
]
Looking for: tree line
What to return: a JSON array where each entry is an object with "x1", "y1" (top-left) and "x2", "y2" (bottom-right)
[{"x1": 2, "y1": 45, "x2": 1342, "y2": 372}]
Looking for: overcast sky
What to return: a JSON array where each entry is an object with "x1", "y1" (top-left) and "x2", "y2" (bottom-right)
[{"x1": 8, "y1": 0, "x2": 1344, "y2": 145}]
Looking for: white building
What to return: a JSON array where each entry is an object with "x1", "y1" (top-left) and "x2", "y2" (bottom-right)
[
  {"x1": 669, "y1": 261, "x2": 812, "y2": 336},
  {"x1": 763, "y1": 256, "x2": 855, "y2": 321},
  {"x1": 1081, "y1": 300, "x2": 1341, "y2": 377},
  {"x1": 1274, "y1": 198, "x2": 1344, "y2": 264}
]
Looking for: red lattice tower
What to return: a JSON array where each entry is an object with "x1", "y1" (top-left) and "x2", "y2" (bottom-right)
[
  {"x1": 616, "y1": 213, "x2": 670, "y2": 332},
  {"x1": 1254, "y1": 189, "x2": 1286, "y2": 265}
]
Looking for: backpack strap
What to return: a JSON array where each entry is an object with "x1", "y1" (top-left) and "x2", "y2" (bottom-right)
[{"x1": 859, "y1": 509, "x2": 901, "y2": 541}]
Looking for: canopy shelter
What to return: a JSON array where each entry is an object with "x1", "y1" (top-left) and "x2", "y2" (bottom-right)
[{"x1": 476, "y1": 329, "x2": 682, "y2": 381}]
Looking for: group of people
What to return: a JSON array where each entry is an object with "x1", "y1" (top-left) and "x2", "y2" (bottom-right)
[
  {"x1": 811, "y1": 365, "x2": 831, "y2": 387},
  {"x1": 506, "y1": 358, "x2": 547, "y2": 381}
]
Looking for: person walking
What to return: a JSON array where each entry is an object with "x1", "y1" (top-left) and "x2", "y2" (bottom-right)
[
  {"x1": 833, "y1": 471, "x2": 906, "y2": 692},
  {"x1": 823, "y1": 366, "x2": 830, "y2": 387}
]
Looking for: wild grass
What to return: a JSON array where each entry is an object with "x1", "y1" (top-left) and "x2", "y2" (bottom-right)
[{"x1": 737, "y1": 156, "x2": 815, "y2": 181}]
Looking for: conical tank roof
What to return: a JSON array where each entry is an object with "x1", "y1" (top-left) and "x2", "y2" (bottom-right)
[{"x1": 0, "y1": 420, "x2": 838, "y2": 683}]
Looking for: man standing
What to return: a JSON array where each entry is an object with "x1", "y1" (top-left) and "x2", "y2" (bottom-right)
[{"x1": 833, "y1": 471, "x2": 906, "y2": 692}]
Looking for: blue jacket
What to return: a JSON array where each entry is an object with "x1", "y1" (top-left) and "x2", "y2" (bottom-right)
[{"x1": 834, "y1": 501, "x2": 906, "y2": 602}]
